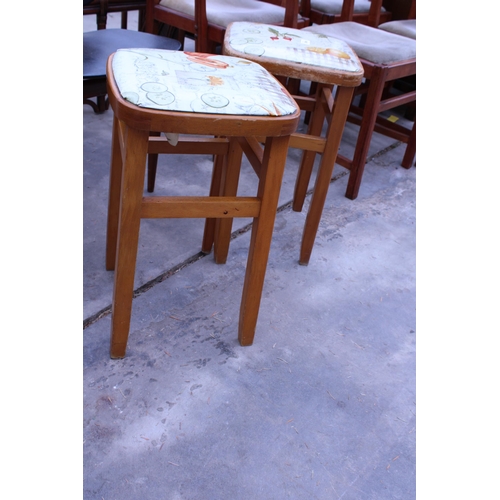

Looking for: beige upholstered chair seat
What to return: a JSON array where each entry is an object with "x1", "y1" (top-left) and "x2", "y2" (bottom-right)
[
  {"x1": 309, "y1": 0, "x2": 384, "y2": 15},
  {"x1": 303, "y1": 21, "x2": 416, "y2": 64},
  {"x1": 159, "y1": 0, "x2": 295, "y2": 28},
  {"x1": 378, "y1": 19, "x2": 416, "y2": 39}
]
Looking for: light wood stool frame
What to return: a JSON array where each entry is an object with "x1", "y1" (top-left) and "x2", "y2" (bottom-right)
[{"x1": 105, "y1": 54, "x2": 300, "y2": 358}]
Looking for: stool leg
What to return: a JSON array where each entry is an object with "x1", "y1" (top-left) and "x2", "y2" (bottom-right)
[
  {"x1": 238, "y1": 135, "x2": 289, "y2": 346},
  {"x1": 147, "y1": 132, "x2": 161, "y2": 193},
  {"x1": 109, "y1": 125, "x2": 149, "y2": 359},
  {"x1": 106, "y1": 116, "x2": 123, "y2": 271},
  {"x1": 201, "y1": 153, "x2": 224, "y2": 254},
  {"x1": 213, "y1": 138, "x2": 243, "y2": 264},
  {"x1": 299, "y1": 86, "x2": 354, "y2": 265},
  {"x1": 293, "y1": 83, "x2": 329, "y2": 213}
]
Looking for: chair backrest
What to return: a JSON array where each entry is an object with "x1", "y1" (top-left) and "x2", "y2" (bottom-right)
[
  {"x1": 408, "y1": 0, "x2": 416, "y2": 20},
  {"x1": 194, "y1": 0, "x2": 302, "y2": 51},
  {"x1": 337, "y1": 0, "x2": 386, "y2": 27},
  {"x1": 194, "y1": 0, "x2": 300, "y2": 30}
]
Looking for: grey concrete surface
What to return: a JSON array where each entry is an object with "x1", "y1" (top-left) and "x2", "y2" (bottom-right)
[{"x1": 83, "y1": 12, "x2": 416, "y2": 500}]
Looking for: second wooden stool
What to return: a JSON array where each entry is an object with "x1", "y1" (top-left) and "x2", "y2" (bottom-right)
[{"x1": 221, "y1": 22, "x2": 364, "y2": 265}]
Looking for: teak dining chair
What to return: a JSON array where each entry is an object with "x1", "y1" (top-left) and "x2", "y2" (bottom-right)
[
  {"x1": 105, "y1": 48, "x2": 300, "y2": 358},
  {"x1": 145, "y1": 0, "x2": 309, "y2": 52},
  {"x1": 300, "y1": 0, "x2": 416, "y2": 200}
]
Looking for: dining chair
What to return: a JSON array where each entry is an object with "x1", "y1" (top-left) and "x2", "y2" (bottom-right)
[
  {"x1": 299, "y1": 0, "x2": 416, "y2": 200},
  {"x1": 300, "y1": 0, "x2": 391, "y2": 27},
  {"x1": 84, "y1": 0, "x2": 147, "y2": 30},
  {"x1": 145, "y1": 0, "x2": 309, "y2": 52},
  {"x1": 105, "y1": 48, "x2": 300, "y2": 357}
]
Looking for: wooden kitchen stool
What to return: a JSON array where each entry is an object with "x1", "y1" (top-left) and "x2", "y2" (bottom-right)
[
  {"x1": 220, "y1": 22, "x2": 364, "y2": 265},
  {"x1": 105, "y1": 48, "x2": 300, "y2": 358}
]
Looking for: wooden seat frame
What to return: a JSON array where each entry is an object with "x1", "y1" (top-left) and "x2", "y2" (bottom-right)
[{"x1": 105, "y1": 54, "x2": 300, "y2": 358}]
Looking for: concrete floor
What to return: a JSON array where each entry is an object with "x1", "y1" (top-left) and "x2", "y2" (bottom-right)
[{"x1": 83, "y1": 12, "x2": 416, "y2": 500}]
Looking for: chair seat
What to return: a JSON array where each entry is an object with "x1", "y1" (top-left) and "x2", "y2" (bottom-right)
[
  {"x1": 84, "y1": 29, "x2": 181, "y2": 79},
  {"x1": 378, "y1": 19, "x2": 416, "y2": 40},
  {"x1": 310, "y1": 0, "x2": 383, "y2": 15},
  {"x1": 111, "y1": 48, "x2": 298, "y2": 115},
  {"x1": 159, "y1": 0, "x2": 305, "y2": 28},
  {"x1": 224, "y1": 22, "x2": 363, "y2": 86},
  {"x1": 303, "y1": 21, "x2": 416, "y2": 64}
]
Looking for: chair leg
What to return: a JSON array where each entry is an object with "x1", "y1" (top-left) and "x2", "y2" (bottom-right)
[
  {"x1": 401, "y1": 121, "x2": 416, "y2": 169},
  {"x1": 299, "y1": 85, "x2": 355, "y2": 265},
  {"x1": 292, "y1": 83, "x2": 329, "y2": 213},
  {"x1": 109, "y1": 125, "x2": 149, "y2": 359},
  {"x1": 345, "y1": 69, "x2": 387, "y2": 200},
  {"x1": 238, "y1": 136, "x2": 289, "y2": 346}
]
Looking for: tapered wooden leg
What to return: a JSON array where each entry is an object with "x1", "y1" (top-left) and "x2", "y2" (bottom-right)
[
  {"x1": 299, "y1": 86, "x2": 354, "y2": 265},
  {"x1": 345, "y1": 68, "x2": 387, "y2": 200},
  {"x1": 213, "y1": 138, "x2": 243, "y2": 264},
  {"x1": 201, "y1": 153, "x2": 224, "y2": 254},
  {"x1": 293, "y1": 83, "x2": 329, "y2": 213},
  {"x1": 110, "y1": 125, "x2": 149, "y2": 359},
  {"x1": 106, "y1": 116, "x2": 124, "y2": 271},
  {"x1": 147, "y1": 131, "x2": 161, "y2": 193},
  {"x1": 401, "y1": 121, "x2": 416, "y2": 169},
  {"x1": 238, "y1": 135, "x2": 289, "y2": 346}
]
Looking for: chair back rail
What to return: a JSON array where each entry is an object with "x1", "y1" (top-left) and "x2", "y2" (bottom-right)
[{"x1": 146, "y1": 0, "x2": 304, "y2": 52}]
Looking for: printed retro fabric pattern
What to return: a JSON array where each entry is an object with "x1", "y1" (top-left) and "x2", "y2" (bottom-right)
[
  {"x1": 111, "y1": 48, "x2": 298, "y2": 116},
  {"x1": 226, "y1": 22, "x2": 361, "y2": 73}
]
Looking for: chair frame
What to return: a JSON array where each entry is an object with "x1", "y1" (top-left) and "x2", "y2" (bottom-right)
[{"x1": 296, "y1": 0, "x2": 416, "y2": 200}]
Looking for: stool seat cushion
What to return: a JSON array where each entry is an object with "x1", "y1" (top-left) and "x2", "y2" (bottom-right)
[
  {"x1": 225, "y1": 22, "x2": 363, "y2": 83},
  {"x1": 303, "y1": 22, "x2": 416, "y2": 64},
  {"x1": 111, "y1": 48, "x2": 298, "y2": 116},
  {"x1": 159, "y1": 0, "x2": 303, "y2": 28},
  {"x1": 378, "y1": 19, "x2": 416, "y2": 40}
]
